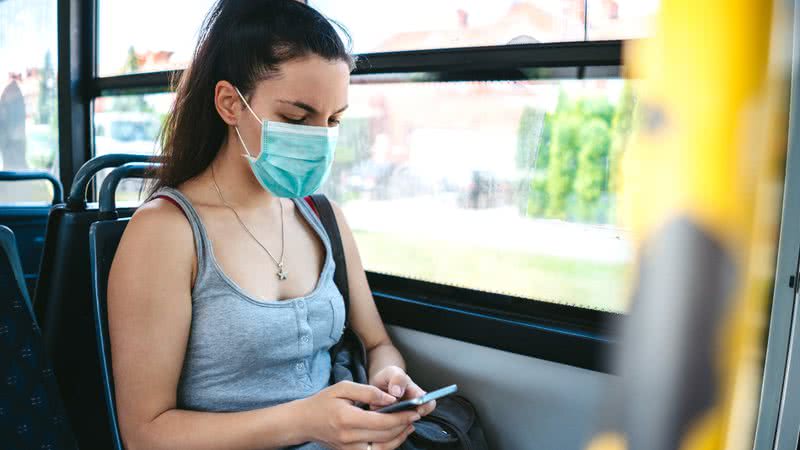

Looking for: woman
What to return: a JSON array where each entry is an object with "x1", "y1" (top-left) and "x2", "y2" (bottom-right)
[{"x1": 107, "y1": 1, "x2": 434, "y2": 449}]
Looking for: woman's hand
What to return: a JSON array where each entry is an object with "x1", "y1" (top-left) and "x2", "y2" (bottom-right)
[
  {"x1": 369, "y1": 366, "x2": 436, "y2": 417},
  {"x1": 302, "y1": 381, "x2": 419, "y2": 450}
]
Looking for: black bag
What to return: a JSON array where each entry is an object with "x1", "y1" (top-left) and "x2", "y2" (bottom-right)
[{"x1": 307, "y1": 195, "x2": 490, "y2": 450}]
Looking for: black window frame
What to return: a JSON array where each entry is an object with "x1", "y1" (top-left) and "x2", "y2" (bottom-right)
[{"x1": 59, "y1": 0, "x2": 633, "y2": 372}]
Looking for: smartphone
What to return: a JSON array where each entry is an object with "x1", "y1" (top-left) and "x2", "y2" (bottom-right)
[{"x1": 376, "y1": 384, "x2": 458, "y2": 413}]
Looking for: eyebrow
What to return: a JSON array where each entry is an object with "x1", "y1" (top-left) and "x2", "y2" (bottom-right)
[{"x1": 278, "y1": 100, "x2": 349, "y2": 115}]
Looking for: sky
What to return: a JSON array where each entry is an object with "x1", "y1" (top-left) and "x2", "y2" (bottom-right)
[
  {"x1": 0, "y1": 0, "x2": 57, "y2": 77},
  {"x1": 0, "y1": 0, "x2": 660, "y2": 78}
]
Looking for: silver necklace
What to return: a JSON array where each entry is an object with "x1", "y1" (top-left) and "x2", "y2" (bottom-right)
[{"x1": 211, "y1": 166, "x2": 288, "y2": 281}]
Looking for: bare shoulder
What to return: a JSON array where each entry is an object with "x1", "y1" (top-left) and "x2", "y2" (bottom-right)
[
  {"x1": 112, "y1": 198, "x2": 195, "y2": 278},
  {"x1": 127, "y1": 197, "x2": 192, "y2": 238}
]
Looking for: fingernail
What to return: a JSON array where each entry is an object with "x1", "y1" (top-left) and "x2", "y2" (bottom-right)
[
  {"x1": 390, "y1": 385, "x2": 403, "y2": 396},
  {"x1": 412, "y1": 414, "x2": 421, "y2": 421},
  {"x1": 383, "y1": 393, "x2": 395, "y2": 403}
]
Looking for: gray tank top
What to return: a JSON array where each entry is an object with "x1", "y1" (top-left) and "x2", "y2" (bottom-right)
[{"x1": 152, "y1": 187, "x2": 345, "y2": 449}]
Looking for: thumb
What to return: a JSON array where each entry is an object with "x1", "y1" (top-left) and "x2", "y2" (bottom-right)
[{"x1": 388, "y1": 373, "x2": 411, "y2": 397}]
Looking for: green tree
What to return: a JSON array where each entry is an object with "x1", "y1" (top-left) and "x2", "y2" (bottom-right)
[
  {"x1": 608, "y1": 83, "x2": 636, "y2": 200},
  {"x1": 112, "y1": 47, "x2": 151, "y2": 112},
  {"x1": 526, "y1": 172, "x2": 548, "y2": 217},
  {"x1": 577, "y1": 97, "x2": 615, "y2": 128},
  {"x1": 325, "y1": 117, "x2": 373, "y2": 201},
  {"x1": 574, "y1": 119, "x2": 611, "y2": 222},
  {"x1": 522, "y1": 88, "x2": 619, "y2": 221},
  {"x1": 545, "y1": 114, "x2": 582, "y2": 219},
  {"x1": 515, "y1": 107, "x2": 547, "y2": 170},
  {"x1": 515, "y1": 107, "x2": 552, "y2": 217},
  {"x1": 122, "y1": 45, "x2": 141, "y2": 74},
  {"x1": 37, "y1": 50, "x2": 55, "y2": 125}
]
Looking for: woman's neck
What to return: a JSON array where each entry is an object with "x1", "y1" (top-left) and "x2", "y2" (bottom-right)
[{"x1": 203, "y1": 133, "x2": 278, "y2": 210}]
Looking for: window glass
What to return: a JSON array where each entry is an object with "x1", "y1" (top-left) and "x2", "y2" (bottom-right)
[
  {"x1": 320, "y1": 80, "x2": 637, "y2": 313},
  {"x1": 93, "y1": 93, "x2": 172, "y2": 204},
  {"x1": 312, "y1": 0, "x2": 659, "y2": 52},
  {"x1": 586, "y1": 0, "x2": 660, "y2": 40},
  {"x1": 311, "y1": 0, "x2": 585, "y2": 52},
  {"x1": 97, "y1": 0, "x2": 217, "y2": 76},
  {"x1": 96, "y1": 80, "x2": 637, "y2": 313},
  {"x1": 98, "y1": 1, "x2": 659, "y2": 76},
  {"x1": 0, "y1": 0, "x2": 60, "y2": 204}
]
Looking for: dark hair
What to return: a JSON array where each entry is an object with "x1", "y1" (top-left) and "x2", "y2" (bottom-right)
[{"x1": 151, "y1": 0, "x2": 353, "y2": 193}]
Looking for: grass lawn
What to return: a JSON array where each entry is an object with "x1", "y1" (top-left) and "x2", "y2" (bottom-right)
[
  {"x1": 0, "y1": 180, "x2": 55, "y2": 204},
  {"x1": 353, "y1": 230, "x2": 630, "y2": 313}
]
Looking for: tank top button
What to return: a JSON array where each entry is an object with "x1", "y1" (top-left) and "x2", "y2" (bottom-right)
[
  {"x1": 297, "y1": 300, "x2": 306, "y2": 309},
  {"x1": 301, "y1": 335, "x2": 310, "y2": 344},
  {"x1": 295, "y1": 362, "x2": 304, "y2": 372}
]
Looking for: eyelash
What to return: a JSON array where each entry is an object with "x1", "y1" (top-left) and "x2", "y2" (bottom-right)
[
  {"x1": 282, "y1": 116, "x2": 305, "y2": 125},
  {"x1": 281, "y1": 116, "x2": 341, "y2": 126}
]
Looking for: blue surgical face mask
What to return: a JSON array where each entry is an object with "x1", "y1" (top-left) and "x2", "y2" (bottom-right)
[{"x1": 234, "y1": 87, "x2": 338, "y2": 198}]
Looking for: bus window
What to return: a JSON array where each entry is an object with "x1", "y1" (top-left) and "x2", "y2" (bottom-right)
[
  {"x1": 92, "y1": 95, "x2": 170, "y2": 205},
  {"x1": 311, "y1": 0, "x2": 658, "y2": 53},
  {"x1": 96, "y1": 0, "x2": 660, "y2": 77},
  {"x1": 97, "y1": 0, "x2": 218, "y2": 76},
  {"x1": 0, "y1": 0, "x2": 60, "y2": 204},
  {"x1": 320, "y1": 79, "x2": 636, "y2": 313}
]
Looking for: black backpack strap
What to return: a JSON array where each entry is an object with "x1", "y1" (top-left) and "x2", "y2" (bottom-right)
[{"x1": 307, "y1": 194, "x2": 350, "y2": 325}]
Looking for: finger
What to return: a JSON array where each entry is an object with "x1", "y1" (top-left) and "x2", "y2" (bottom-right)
[
  {"x1": 336, "y1": 381, "x2": 396, "y2": 406},
  {"x1": 371, "y1": 366, "x2": 405, "y2": 391},
  {"x1": 374, "y1": 424, "x2": 415, "y2": 450},
  {"x1": 403, "y1": 382, "x2": 425, "y2": 400},
  {"x1": 369, "y1": 401, "x2": 394, "y2": 411},
  {"x1": 402, "y1": 382, "x2": 433, "y2": 416},
  {"x1": 417, "y1": 399, "x2": 436, "y2": 417},
  {"x1": 387, "y1": 372, "x2": 412, "y2": 398}
]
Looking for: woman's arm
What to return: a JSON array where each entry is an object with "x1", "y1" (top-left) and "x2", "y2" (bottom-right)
[
  {"x1": 108, "y1": 200, "x2": 307, "y2": 450},
  {"x1": 329, "y1": 202, "x2": 404, "y2": 378},
  {"x1": 330, "y1": 202, "x2": 436, "y2": 416}
]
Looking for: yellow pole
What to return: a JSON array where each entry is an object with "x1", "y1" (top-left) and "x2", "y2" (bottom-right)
[{"x1": 586, "y1": 0, "x2": 789, "y2": 448}]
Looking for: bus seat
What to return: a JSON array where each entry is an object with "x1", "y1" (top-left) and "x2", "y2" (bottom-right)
[
  {"x1": 89, "y1": 217, "x2": 128, "y2": 450},
  {"x1": 32, "y1": 154, "x2": 153, "y2": 449},
  {"x1": 0, "y1": 225, "x2": 33, "y2": 315},
  {"x1": 0, "y1": 225, "x2": 77, "y2": 449},
  {"x1": 0, "y1": 170, "x2": 64, "y2": 296},
  {"x1": 89, "y1": 162, "x2": 155, "y2": 450}
]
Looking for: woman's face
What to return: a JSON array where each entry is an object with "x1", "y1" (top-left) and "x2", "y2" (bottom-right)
[{"x1": 228, "y1": 55, "x2": 351, "y2": 156}]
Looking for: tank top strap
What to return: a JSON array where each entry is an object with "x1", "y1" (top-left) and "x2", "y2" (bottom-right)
[{"x1": 147, "y1": 187, "x2": 213, "y2": 284}]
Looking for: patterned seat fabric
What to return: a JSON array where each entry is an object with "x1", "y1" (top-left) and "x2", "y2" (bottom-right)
[{"x1": 0, "y1": 225, "x2": 77, "y2": 449}]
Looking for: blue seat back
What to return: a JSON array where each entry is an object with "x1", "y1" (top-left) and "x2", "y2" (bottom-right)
[
  {"x1": 89, "y1": 218, "x2": 129, "y2": 450},
  {"x1": 0, "y1": 225, "x2": 77, "y2": 449},
  {"x1": 87, "y1": 162, "x2": 156, "y2": 450},
  {"x1": 0, "y1": 170, "x2": 63, "y2": 296},
  {"x1": 32, "y1": 155, "x2": 152, "y2": 449}
]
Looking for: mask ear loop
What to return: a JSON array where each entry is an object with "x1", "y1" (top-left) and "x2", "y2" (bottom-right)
[
  {"x1": 233, "y1": 127, "x2": 255, "y2": 159},
  {"x1": 234, "y1": 87, "x2": 264, "y2": 159}
]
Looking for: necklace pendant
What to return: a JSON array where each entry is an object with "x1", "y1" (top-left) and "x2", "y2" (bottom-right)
[{"x1": 277, "y1": 262, "x2": 288, "y2": 281}]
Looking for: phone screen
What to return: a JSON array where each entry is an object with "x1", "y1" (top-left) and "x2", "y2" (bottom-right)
[{"x1": 376, "y1": 384, "x2": 458, "y2": 413}]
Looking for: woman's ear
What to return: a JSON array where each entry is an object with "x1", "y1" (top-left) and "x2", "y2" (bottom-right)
[{"x1": 214, "y1": 80, "x2": 241, "y2": 126}]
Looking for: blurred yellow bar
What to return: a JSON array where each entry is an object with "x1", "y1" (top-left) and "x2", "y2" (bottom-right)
[{"x1": 587, "y1": 0, "x2": 789, "y2": 448}]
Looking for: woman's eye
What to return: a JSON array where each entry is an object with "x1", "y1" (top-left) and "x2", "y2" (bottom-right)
[
  {"x1": 329, "y1": 118, "x2": 341, "y2": 126},
  {"x1": 282, "y1": 116, "x2": 305, "y2": 125}
]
